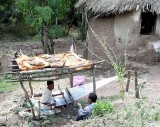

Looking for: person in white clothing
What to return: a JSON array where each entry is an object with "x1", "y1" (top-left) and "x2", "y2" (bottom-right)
[{"x1": 41, "y1": 81, "x2": 63, "y2": 109}]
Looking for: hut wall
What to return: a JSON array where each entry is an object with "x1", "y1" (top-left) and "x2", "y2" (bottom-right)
[
  {"x1": 156, "y1": 15, "x2": 160, "y2": 36},
  {"x1": 114, "y1": 10, "x2": 141, "y2": 45},
  {"x1": 87, "y1": 17, "x2": 117, "y2": 69}
]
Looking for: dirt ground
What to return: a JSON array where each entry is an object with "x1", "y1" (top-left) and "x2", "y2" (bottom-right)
[{"x1": 1, "y1": 37, "x2": 160, "y2": 126}]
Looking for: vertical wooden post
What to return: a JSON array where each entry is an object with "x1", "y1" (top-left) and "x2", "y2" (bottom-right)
[
  {"x1": 126, "y1": 70, "x2": 131, "y2": 92},
  {"x1": 19, "y1": 78, "x2": 35, "y2": 117},
  {"x1": 29, "y1": 79, "x2": 33, "y2": 96},
  {"x1": 70, "y1": 73, "x2": 73, "y2": 88},
  {"x1": 135, "y1": 71, "x2": 139, "y2": 98},
  {"x1": 38, "y1": 101, "x2": 41, "y2": 119},
  {"x1": 93, "y1": 66, "x2": 96, "y2": 93}
]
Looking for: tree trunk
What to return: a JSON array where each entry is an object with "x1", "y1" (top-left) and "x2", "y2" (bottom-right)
[
  {"x1": 49, "y1": 37, "x2": 55, "y2": 54},
  {"x1": 43, "y1": 25, "x2": 49, "y2": 54},
  {"x1": 41, "y1": 26, "x2": 44, "y2": 48},
  {"x1": 41, "y1": 23, "x2": 56, "y2": 54}
]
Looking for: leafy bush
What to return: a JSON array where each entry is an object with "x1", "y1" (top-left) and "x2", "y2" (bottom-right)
[
  {"x1": 92, "y1": 100, "x2": 114, "y2": 117},
  {"x1": 49, "y1": 25, "x2": 66, "y2": 39}
]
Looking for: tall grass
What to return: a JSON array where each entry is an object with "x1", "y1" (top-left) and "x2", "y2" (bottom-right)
[{"x1": 88, "y1": 25, "x2": 126, "y2": 99}]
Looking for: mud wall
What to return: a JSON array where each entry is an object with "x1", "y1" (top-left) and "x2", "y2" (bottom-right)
[
  {"x1": 87, "y1": 17, "x2": 117, "y2": 69},
  {"x1": 87, "y1": 11, "x2": 142, "y2": 69},
  {"x1": 114, "y1": 10, "x2": 141, "y2": 45},
  {"x1": 156, "y1": 15, "x2": 160, "y2": 36}
]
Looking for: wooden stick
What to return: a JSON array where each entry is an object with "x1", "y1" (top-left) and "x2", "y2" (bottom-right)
[
  {"x1": 9, "y1": 69, "x2": 21, "y2": 71},
  {"x1": 38, "y1": 101, "x2": 41, "y2": 119},
  {"x1": 70, "y1": 73, "x2": 73, "y2": 88},
  {"x1": 8, "y1": 65, "x2": 19, "y2": 67},
  {"x1": 66, "y1": 87, "x2": 75, "y2": 104},
  {"x1": 93, "y1": 65, "x2": 96, "y2": 93},
  {"x1": 58, "y1": 85, "x2": 68, "y2": 106},
  {"x1": 135, "y1": 71, "x2": 139, "y2": 98},
  {"x1": 126, "y1": 70, "x2": 131, "y2": 92},
  {"x1": 19, "y1": 78, "x2": 35, "y2": 117},
  {"x1": 11, "y1": 68, "x2": 93, "y2": 81},
  {"x1": 29, "y1": 79, "x2": 33, "y2": 96}
]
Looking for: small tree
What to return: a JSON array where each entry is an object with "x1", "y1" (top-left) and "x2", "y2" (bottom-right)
[{"x1": 16, "y1": 0, "x2": 72, "y2": 54}]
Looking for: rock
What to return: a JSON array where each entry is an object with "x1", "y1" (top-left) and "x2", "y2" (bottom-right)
[
  {"x1": 44, "y1": 120, "x2": 51, "y2": 125},
  {"x1": 0, "y1": 116, "x2": 7, "y2": 126},
  {"x1": 32, "y1": 121, "x2": 41, "y2": 127},
  {"x1": 19, "y1": 111, "x2": 32, "y2": 118}
]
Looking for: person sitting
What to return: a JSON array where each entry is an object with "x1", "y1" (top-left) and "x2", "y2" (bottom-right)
[
  {"x1": 76, "y1": 92, "x2": 97, "y2": 121},
  {"x1": 41, "y1": 80, "x2": 63, "y2": 110}
]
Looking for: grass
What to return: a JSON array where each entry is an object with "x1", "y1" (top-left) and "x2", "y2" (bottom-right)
[
  {"x1": 0, "y1": 76, "x2": 19, "y2": 93},
  {"x1": 63, "y1": 93, "x2": 160, "y2": 127}
]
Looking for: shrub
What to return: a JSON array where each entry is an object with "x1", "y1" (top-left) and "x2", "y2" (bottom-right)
[
  {"x1": 92, "y1": 100, "x2": 114, "y2": 117},
  {"x1": 49, "y1": 25, "x2": 66, "y2": 39}
]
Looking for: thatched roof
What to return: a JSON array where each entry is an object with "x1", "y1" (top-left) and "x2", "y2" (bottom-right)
[{"x1": 75, "y1": 0, "x2": 160, "y2": 14}]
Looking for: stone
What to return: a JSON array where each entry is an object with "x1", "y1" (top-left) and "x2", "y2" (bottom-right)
[{"x1": 32, "y1": 121, "x2": 41, "y2": 127}]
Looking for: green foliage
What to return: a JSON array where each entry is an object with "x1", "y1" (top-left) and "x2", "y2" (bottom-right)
[
  {"x1": 92, "y1": 100, "x2": 114, "y2": 117},
  {"x1": 0, "y1": 76, "x2": 19, "y2": 92},
  {"x1": 16, "y1": 0, "x2": 53, "y2": 31},
  {"x1": 15, "y1": 0, "x2": 73, "y2": 30},
  {"x1": 0, "y1": 5, "x2": 4, "y2": 11},
  {"x1": 49, "y1": 25, "x2": 66, "y2": 39},
  {"x1": 113, "y1": 62, "x2": 125, "y2": 99}
]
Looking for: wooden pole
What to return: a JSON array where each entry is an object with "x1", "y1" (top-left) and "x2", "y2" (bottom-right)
[
  {"x1": 126, "y1": 70, "x2": 131, "y2": 92},
  {"x1": 70, "y1": 73, "x2": 73, "y2": 88},
  {"x1": 29, "y1": 79, "x2": 33, "y2": 96},
  {"x1": 19, "y1": 78, "x2": 35, "y2": 117},
  {"x1": 58, "y1": 85, "x2": 68, "y2": 106},
  {"x1": 38, "y1": 101, "x2": 41, "y2": 119},
  {"x1": 135, "y1": 71, "x2": 139, "y2": 98},
  {"x1": 93, "y1": 66, "x2": 96, "y2": 93}
]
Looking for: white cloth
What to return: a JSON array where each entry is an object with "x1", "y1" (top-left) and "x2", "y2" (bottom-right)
[
  {"x1": 41, "y1": 88, "x2": 55, "y2": 109},
  {"x1": 69, "y1": 44, "x2": 74, "y2": 53}
]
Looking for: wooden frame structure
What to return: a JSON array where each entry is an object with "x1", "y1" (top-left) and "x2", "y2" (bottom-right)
[{"x1": 7, "y1": 60, "x2": 104, "y2": 117}]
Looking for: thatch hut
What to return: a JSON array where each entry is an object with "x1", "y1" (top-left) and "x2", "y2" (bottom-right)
[{"x1": 76, "y1": 0, "x2": 160, "y2": 68}]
